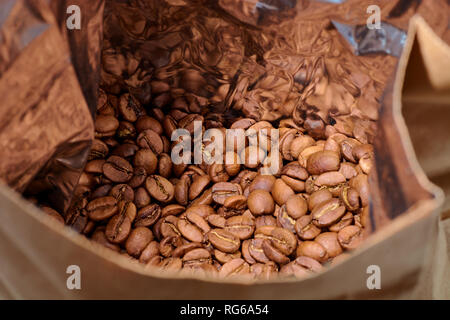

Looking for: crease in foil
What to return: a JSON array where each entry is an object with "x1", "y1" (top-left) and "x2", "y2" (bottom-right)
[{"x1": 332, "y1": 20, "x2": 407, "y2": 57}]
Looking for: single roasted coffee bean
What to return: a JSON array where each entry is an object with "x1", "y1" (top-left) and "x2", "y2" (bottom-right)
[
  {"x1": 337, "y1": 225, "x2": 363, "y2": 250},
  {"x1": 125, "y1": 227, "x2": 154, "y2": 257},
  {"x1": 314, "y1": 171, "x2": 346, "y2": 187},
  {"x1": 182, "y1": 248, "x2": 212, "y2": 268},
  {"x1": 109, "y1": 184, "x2": 134, "y2": 202},
  {"x1": 306, "y1": 150, "x2": 340, "y2": 175},
  {"x1": 134, "y1": 149, "x2": 157, "y2": 175},
  {"x1": 271, "y1": 179, "x2": 295, "y2": 205},
  {"x1": 311, "y1": 198, "x2": 346, "y2": 227},
  {"x1": 89, "y1": 139, "x2": 109, "y2": 160},
  {"x1": 262, "y1": 239, "x2": 290, "y2": 265},
  {"x1": 296, "y1": 241, "x2": 328, "y2": 263},
  {"x1": 219, "y1": 258, "x2": 250, "y2": 277},
  {"x1": 86, "y1": 196, "x2": 118, "y2": 221},
  {"x1": 224, "y1": 215, "x2": 255, "y2": 240},
  {"x1": 207, "y1": 214, "x2": 227, "y2": 228},
  {"x1": 117, "y1": 121, "x2": 136, "y2": 140},
  {"x1": 189, "y1": 175, "x2": 211, "y2": 200},
  {"x1": 308, "y1": 189, "x2": 333, "y2": 211},
  {"x1": 111, "y1": 143, "x2": 139, "y2": 159},
  {"x1": 134, "y1": 187, "x2": 151, "y2": 208},
  {"x1": 95, "y1": 115, "x2": 119, "y2": 136},
  {"x1": 128, "y1": 166, "x2": 147, "y2": 188},
  {"x1": 91, "y1": 184, "x2": 113, "y2": 199},
  {"x1": 329, "y1": 212, "x2": 354, "y2": 232},
  {"x1": 340, "y1": 186, "x2": 360, "y2": 212},
  {"x1": 247, "y1": 190, "x2": 275, "y2": 216},
  {"x1": 177, "y1": 217, "x2": 204, "y2": 243},
  {"x1": 254, "y1": 226, "x2": 297, "y2": 256},
  {"x1": 139, "y1": 241, "x2": 160, "y2": 263},
  {"x1": 41, "y1": 206, "x2": 65, "y2": 224},
  {"x1": 295, "y1": 215, "x2": 321, "y2": 240},
  {"x1": 255, "y1": 215, "x2": 277, "y2": 228},
  {"x1": 314, "y1": 232, "x2": 343, "y2": 258},
  {"x1": 211, "y1": 182, "x2": 242, "y2": 205},
  {"x1": 135, "y1": 204, "x2": 161, "y2": 227},
  {"x1": 105, "y1": 213, "x2": 132, "y2": 244},
  {"x1": 103, "y1": 156, "x2": 133, "y2": 183},
  {"x1": 207, "y1": 228, "x2": 240, "y2": 253},
  {"x1": 172, "y1": 242, "x2": 202, "y2": 258},
  {"x1": 137, "y1": 129, "x2": 164, "y2": 155},
  {"x1": 146, "y1": 175, "x2": 175, "y2": 203}
]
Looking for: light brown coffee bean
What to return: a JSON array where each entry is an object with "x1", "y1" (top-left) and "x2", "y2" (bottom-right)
[
  {"x1": 337, "y1": 225, "x2": 363, "y2": 250},
  {"x1": 328, "y1": 212, "x2": 353, "y2": 232},
  {"x1": 185, "y1": 205, "x2": 215, "y2": 218},
  {"x1": 295, "y1": 215, "x2": 321, "y2": 240},
  {"x1": 219, "y1": 258, "x2": 250, "y2": 277},
  {"x1": 125, "y1": 227, "x2": 154, "y2": 257},
  {"x1": 248, "y1": 238, "x2": 270, "y2": 263},
  {"x1": 172, "y1": 242, "x2": 202, "y2": 258},
  {"x1": 340, "y1": 186, "x2": 360, "y2": 212},
  {"x1": 177, "y1": 218, "x2": 204, "y2": 243},
  {"x1": 207, "y1": 214, "x2": 227, "y2": 228},
  {"x1": 161, "y1": 204, "x2": 185, "y2": 217},
  {"x1": 211, "y1": 182, "x2": 242, "y2": 205},
  {"x1": 271, "y1": 179, "x2": 295, "y2": 206},
  {"x1": 224, "y1": 215, "x2": 255, "y2": 240},
  {"x1": 135, "y1": 204, "x2": 161, "y2": 227},
  {"x1": 255, "y1": 215, "x2": 277, "y2": 228},
  {"x1": 189, "y1": 175, "x2": 211, "y2": 200},
  {"x1": 160, "y1": 216, "x2": 181, "y2": 238},
  {"x1": 207, "y1": 228, "x2": 240, "y2": 253},
  {"x1": 314, "y1": 232, "x2": 342, "y2": 258},
  {"x1": 297, "y1": 241, "x2": 328, "y2": 262},
  {"x1": 284, "y1": 194, "x2": 308, "y2": 219},
  {"x1": 262, "y1": 239, "x2": 290, "y2": 265},
  {"x1": 306, "y1": 150, "x2": 340, "y2": 175},
  {"x1": 109, "y1": 184, "x2": 134, "y2": 202},
  {"x1": 208, "y1": 164, "x2": 229, "y2": 183},
  {"x1": 255, "y1": 226, "x2": 297, "y2": 256},
  {"x1": 137, "y1": 129, "x2": 164, "y2": 155},
  {"x1": 182, "y1": 248, "x2": 212, "y2": 268},
  {"x1": 311, "y1": 198, "x2": 346, "y2": 227},
  {"x1": 308, "y1": 189, "x2": 333, "y2": 211},
  {"x1": 134, "y1": 187, "x2": 151, "y2": 208},
  {"x1": 247, "y1": 190, "x2": 274, "y2": 216},
  {"x1": 139, "y1": 241, "x2": 160, "y2": 263},
  {"x1": 314, "y1": 171, "x2": 346, "y2": 187},
  {"x1": 214, "y1": 250, "x2": 241, "y2": 264}
]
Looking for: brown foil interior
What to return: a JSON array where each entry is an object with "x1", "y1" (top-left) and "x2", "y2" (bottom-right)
[{"x1": 0, "y1": 0, "x2": 449, "y2": 218}]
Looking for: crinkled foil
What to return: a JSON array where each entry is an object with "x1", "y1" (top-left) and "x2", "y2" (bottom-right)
[
  {"x1": 0, "y1": 0, "x2": 103, "y2": 213},
  {"x1": 0, "y1": 0, "x2": 448, "y2": 214}
]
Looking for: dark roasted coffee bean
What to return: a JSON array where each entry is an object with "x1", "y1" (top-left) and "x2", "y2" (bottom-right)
[
  {"x1": 128, "y1": 166, "x2": 147, "y2": 188},
  {"x1": 134, "y1": 149, "x2": 157, "y2": 175},
  {"x1": 89, "y1": 139, "x2": 109, "y2": 160},
  {"x1": 137, "y1": 129, "x2": 164, "y2": 155}
]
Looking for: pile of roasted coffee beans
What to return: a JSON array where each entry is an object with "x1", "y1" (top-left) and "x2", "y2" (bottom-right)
[{"x1": 40, "y1": 74, "x2": 374, "y2": 279}]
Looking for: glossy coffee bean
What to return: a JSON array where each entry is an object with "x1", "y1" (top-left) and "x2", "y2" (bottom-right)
[
  {"x1": 86, "y1": 196, "x2": 118, "y2": 221},
  {"x1": 103, "y1": 156, "x2": 133, "y2": 183},
  {"x1": 207, "y1": 228, "x2": 240, "y2": 253},
  {"x1": 135, "y1": 204, "x2": 161, "y2": 227},
  {"x1": 146, "y1": 175, "x2": 175, "y2": 203},
  {"x1": 125, "y1": 227, "x2": 154, "y2": 257}
]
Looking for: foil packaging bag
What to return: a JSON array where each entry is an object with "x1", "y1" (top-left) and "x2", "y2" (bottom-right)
[{"x1": 0, "y1": 0, "x2": 449, "y2": 299}]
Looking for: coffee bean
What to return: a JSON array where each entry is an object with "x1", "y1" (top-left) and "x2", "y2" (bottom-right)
[
  {"x1": 297, "y1": 241, "x2": 328, "y2": 262},
  {"x1": 224, "y1": 215, "x2": 255, "y2": 240},
  {"x1": 262, "y1": 239, "x2": 290, "y2": 265},
  {"x1": 207, "y1": 228, "x2": 240, "y2": 253},
  {"x1": 137, "y1": 129, "x2": 164, "y2": 155},
  {"x1": 109, "y1": 184, "x2": 134, "y2": 202},
  {"x1": 211, "y1": 182, "x2": 242, "y2": 205},
  {"x1": 146, "y1": 175, "x2": 175, "y2": 203},
  {"x1": 306, "y1": 150, "x2": 340, "y2": 175},
  {"x1": 314, "y1": 232, "x2": 342, "y2": 258},
  {"x1": 311, "y1": 198, "x2": 346, "y2": 227},
  {"x1": 182, "y1": 248, "x2": 212, "y2": 268},
  {"x1": 254, "y1": 226, "x2": 297, "y2": 256},
  {"x1": 125, "y1": 227, "x2": 154, "y2": 257},
  {"x1": 135, "y1": 204, "x2": 161, "y2": 227},
  {"x1": 337, "y1": 225, "x2": 363, "y2": 250},
  {"x1": 247, "y1": 190, "x2": 274, "y2": 216},
  {"x1": 134, "y1": 149, "x2": 157, "y2": 175},
  {"x1": 219, "y1": 258, "x2": 250, "y2": 277},
  {"x1": 86, "y1": 196, "x2": 118, "y2": 221},
  {"x1": 295, "y1": 215, "x2": 321, "y2": 240},
  {"x1": 105, "y1": 213, "x2": 132, "y2": 244},
  {"x1": 139, "y1": 241, "x2": 160, "y2": 263},
  {"x1": 103, "y1": 156, "x2": 133, "y2": 183},
  {"x1": 271, "y1": 179, "x2": 294, "y2": 206}
]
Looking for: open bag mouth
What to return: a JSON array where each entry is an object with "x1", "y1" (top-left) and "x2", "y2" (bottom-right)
[{"x1": 0, "y1": 0, "x2": 449, "y2": 296}]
